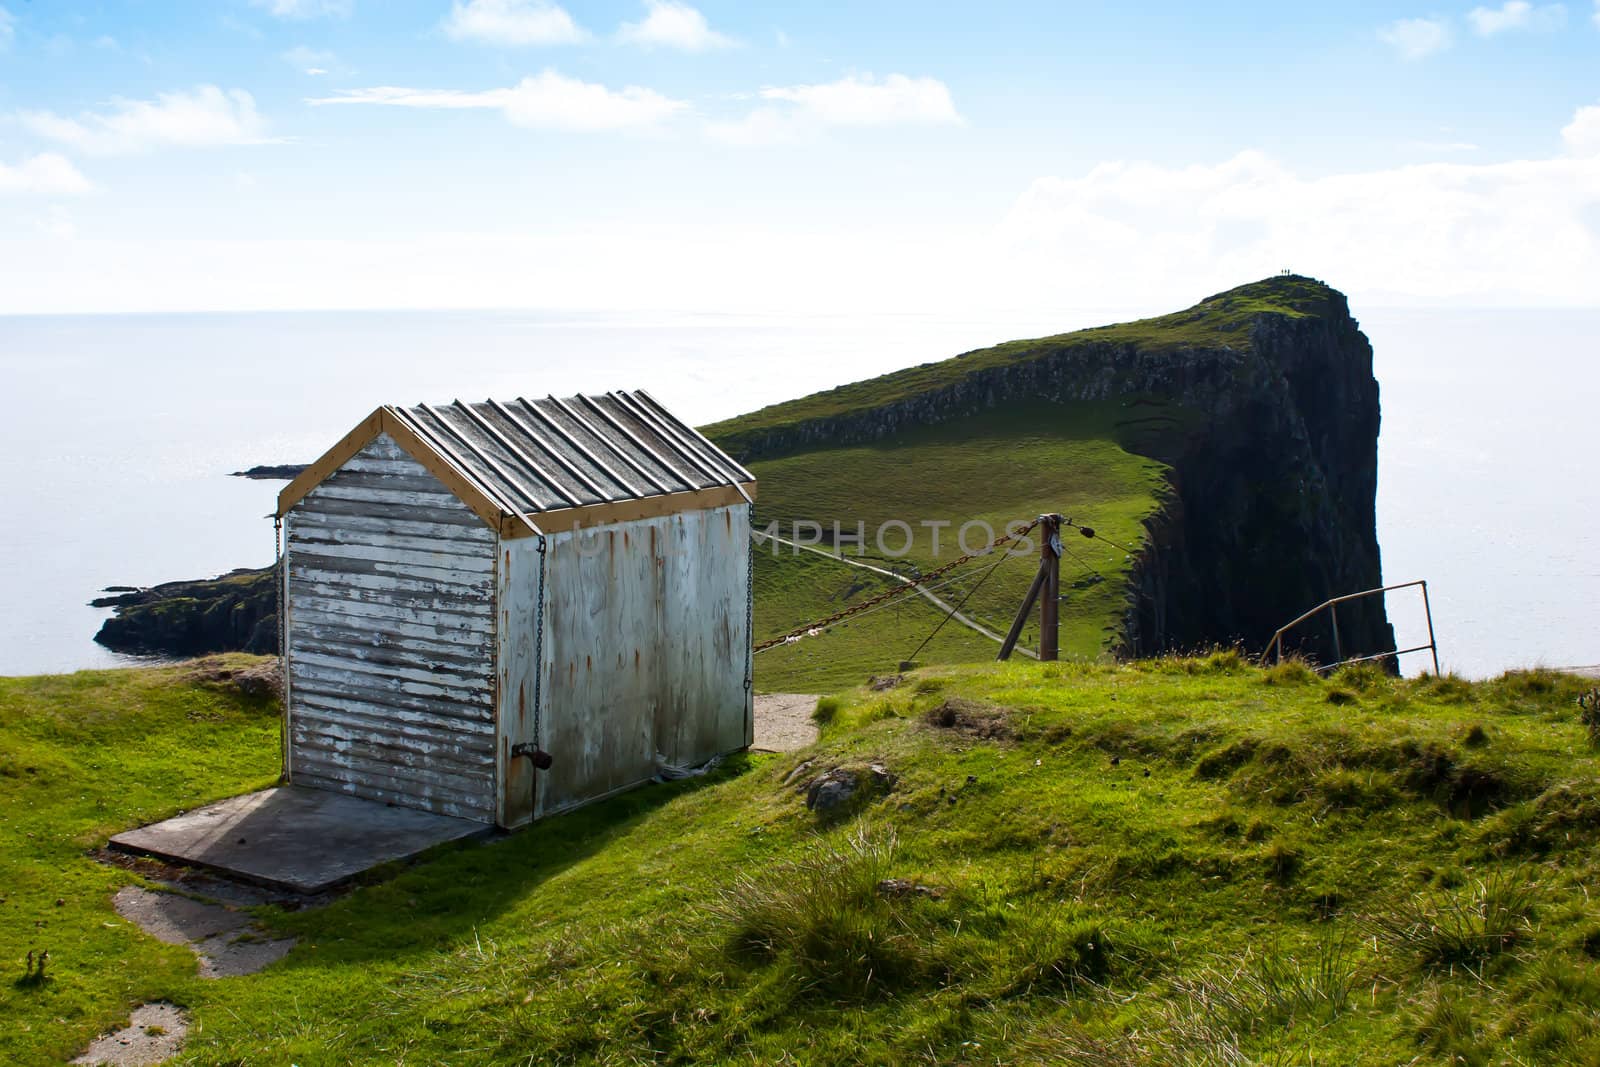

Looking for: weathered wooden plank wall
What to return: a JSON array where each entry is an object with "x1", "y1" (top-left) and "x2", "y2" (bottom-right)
[
  {"x1": 285, "y1": 433, "x2": 498, "y2": 823},
  {"x1": 531, "y1": 503, "x2": 751, "y2": 817}
]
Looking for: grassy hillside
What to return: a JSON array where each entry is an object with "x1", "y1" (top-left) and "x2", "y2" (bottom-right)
[
  {"x1": 9, "y1": 657, "x2": 1600, "y2": 1064},
  {"x1": 706, "y1": 274, "x2": 1329, "y2": 457},
  {"x1": 748, "y1": 402, "x2": 1171, "y2": 692}
]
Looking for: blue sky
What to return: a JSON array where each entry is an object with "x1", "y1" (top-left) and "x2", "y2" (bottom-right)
[{"x1": 1, "y1": 0, "x2": 1597, "y2": 312}]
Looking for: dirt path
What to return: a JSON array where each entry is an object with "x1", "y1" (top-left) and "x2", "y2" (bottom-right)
[{"x1": 753, "y1": 693, "x2": 821, "y2": 752}]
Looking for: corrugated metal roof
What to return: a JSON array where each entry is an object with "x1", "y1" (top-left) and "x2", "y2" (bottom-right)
[{"x1": 390, "y1": 391, "x2": 754, "y2": 519}]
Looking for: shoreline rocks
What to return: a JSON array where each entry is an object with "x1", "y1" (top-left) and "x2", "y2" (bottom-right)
[{"x1": 230, "y1": 464, "x2": 307, "y2": 480}]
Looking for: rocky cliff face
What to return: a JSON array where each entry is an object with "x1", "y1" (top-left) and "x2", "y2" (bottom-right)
[
  {"x1": 1126, "y1": 306, "x2": 1392, "y2": 662},
  {"x1": 709, "y1": 275, "x2": 1395, "y2": 664}
]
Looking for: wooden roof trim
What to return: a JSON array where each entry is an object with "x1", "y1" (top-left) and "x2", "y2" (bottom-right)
[
  {"x1": 499, "y1": 480, "x2": 757, "y2": 539},
  {"x1": 275, "y1": 408, "x2": 384, "y2": 519},
  {"x1": 379, "y1": 406, "x2": 511, "y2": 530},
  {"x1": 275, "y1": 406, "x2": 505, "y2": 530}
]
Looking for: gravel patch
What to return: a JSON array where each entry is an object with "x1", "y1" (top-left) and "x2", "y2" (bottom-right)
[
  {"x1": 73, "y1": 1002, "x2": 188, "y2": 1066},
  {"x1": 753, "y1": 693, "x2": 821, "y2": 752},
  {"x1": 113, "y1": 885, "x2": 295, "y2": 979}
]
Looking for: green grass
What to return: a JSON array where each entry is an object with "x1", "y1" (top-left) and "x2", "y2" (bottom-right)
[
  {"x1": 0, "y1": 656, "x2": 280, "y2": 1065},
  {"x1": 748, "y1": 401, "x2": 1172, "y2": 692},
  {"x1": 706, "y1": 274, "x2": 1334, "y2": 457},
  {"x1": 10, "y1": 656, "x2": 1600, "y2": 1064}
]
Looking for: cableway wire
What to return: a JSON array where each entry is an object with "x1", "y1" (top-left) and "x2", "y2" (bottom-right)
[
  {"x1": 904, "y1": 542, "x2": 1022, "y2": 664},
  {"x1": 752, "y1": 556, "x2": 1012, "y2": 656},
  {"x1": 753, "y1": 517, "x2": 1042, "y2": 653}
]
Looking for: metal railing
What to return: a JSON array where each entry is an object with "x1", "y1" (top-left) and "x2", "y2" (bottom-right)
[{"x1": 1261, "y1": 579, "x2": 1440, "y2": 676}]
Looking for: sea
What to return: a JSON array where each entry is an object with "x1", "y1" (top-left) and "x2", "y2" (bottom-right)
[{"x1": 0, "y1": 306, "x2": 1594, "y2": 679}]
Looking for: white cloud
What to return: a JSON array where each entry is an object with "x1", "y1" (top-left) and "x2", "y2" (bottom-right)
[
  {"x1": 8, "y1": 107, "x2": 1600, "y2": 315},
  {"x1": 1467, "y1": 1, "x2": 1566, "y2": 35},
  {"x1": 758, "y1": 73, "x2": 959, "y2": 126},
  {"x1": 18, "y1": 86, "x2": 269, "y2": 155},
  {"x1": 1593, "y1": 0, "x2": 1600, "y2": 26},
  {"x1": 706, "y1": 74, "x2": 960, "y2": 144},
  {"x1": 1563, "y1": 104, "x2": 1600, "y2": 156},
  {"x1": 282, "y1": 45, "x2": 336, "y2": 73},
  {"x1": 443, "y1": 0, "x2": 588, "y2": 45},
  {"x1": 0, "y1": 153, "x2": 92, "y2": 195},
  {"x1": 248, "y1": 0, "x2": 352, "y2": 18},
  {"x1": 1378, "y1": 16, "x2": 1453, "y2": 59},
  {"x1": 618, "y1": 1, "x2": 734, "y2": 51},
  {"x1": 310, "y1": 71, "x2": 687, "y2": 131},
  {"x1": 999, "y1": 107, "x2": 1600, "y2": 309}
]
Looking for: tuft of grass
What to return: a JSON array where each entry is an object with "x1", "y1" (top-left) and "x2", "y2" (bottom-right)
[
  {"x1": 1264, "y1": 840, "x2": 1302, "y2": 884},
  {"x1": 711, "y1": 824, "x2": 947, "y2": 1000},
  {"x1": 812, "y1": 696, "x2": 841, "y2": 726},
  {"x1": 1365, "y1": 870, "x2": 1538, "y2": 971},
  {"x1": 1412, "y1": 986, "x2": 1494, "y2": 1066},
  {"x1": 1262, "y1": 659, "x2": 1315, "y2": 686},
  {"x1": 1173, "y1": 931, "x2": 1357, "y2": 1034},
  {"x1": 1330, "y1": 662, "x2": 1388, "y2": 693},
  {"x1": 1577, "y1": 687, "x2": 1600, "y2": 744}
]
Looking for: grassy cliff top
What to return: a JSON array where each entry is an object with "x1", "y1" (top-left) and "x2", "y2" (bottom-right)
[
  {"x1": 747, "y1": 400, "x2": 1173, "y2": 691},
  {"x1": 704, "y1": 274, "x2": 1342, "y2": 454},
  {"x1": 7, "y1": 656, "x2": 1600, "y2": 1064}
]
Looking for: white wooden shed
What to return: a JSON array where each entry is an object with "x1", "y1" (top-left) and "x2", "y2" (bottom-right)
[{"x1": 274, "y1": 391, "x2": 756, "y2": 828}]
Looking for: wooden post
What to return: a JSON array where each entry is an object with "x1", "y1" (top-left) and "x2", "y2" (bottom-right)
[
  {"x1": 996, "y1": 566, "x2": 1046, "y2": 661},
  {"x1": 1039, "y1": 514, "x2": 1061, "y2": 661},
  {"x1": 997, "y1": 514, "x2": 1063, "y2": 662}
]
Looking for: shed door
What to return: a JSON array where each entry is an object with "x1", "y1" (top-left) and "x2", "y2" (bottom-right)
[{"x1": 536, "y1": 523, "x2": 662, "y2": 816}]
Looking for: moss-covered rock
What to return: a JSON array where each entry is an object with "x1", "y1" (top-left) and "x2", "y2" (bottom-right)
[{"x1": 93, "y1": 567, "x2": 277, "y2": 657}]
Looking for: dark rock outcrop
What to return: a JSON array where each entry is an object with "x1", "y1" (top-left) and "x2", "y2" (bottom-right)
[
  {"x1": 231, "y1": 464, "x2": 308, "y2": 481},
  {"x1": 93, "y1": 567, "x2": 278, "y2": 657}
]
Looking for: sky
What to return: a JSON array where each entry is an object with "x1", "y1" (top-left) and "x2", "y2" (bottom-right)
[{"x1": 0, "y1": 0, "x2": 1597, "y2": 314}]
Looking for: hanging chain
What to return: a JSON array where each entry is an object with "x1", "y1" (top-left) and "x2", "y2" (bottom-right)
[
  {"x1": 273, "y1": 516, "x2": 285, "y2": 659},
  {"x1": 274, "y1": 515, "x2": 288, "y2": 782},
  {"x1": 533, "y1": 535, "x2": 547, "y2": 751},
  {"x1": 744, "y1": 503, "x2": 755, "y2": 693},
  {"x1": 753, "y1": 517, "x2": 1043, "y2": 653}
]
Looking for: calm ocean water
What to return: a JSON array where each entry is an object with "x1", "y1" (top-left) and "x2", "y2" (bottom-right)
[{"x1": 0, "y1": 306, "x2": 1593, "y2": 679}]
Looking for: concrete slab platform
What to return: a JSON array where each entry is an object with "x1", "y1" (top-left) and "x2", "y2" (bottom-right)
[{"x1": 109, "y1": 786, "x2": 491, "y2": 894}]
